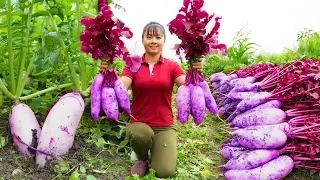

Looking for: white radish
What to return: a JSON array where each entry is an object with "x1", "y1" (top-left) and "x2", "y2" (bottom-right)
[
  {"x1": 36, "y1": 92, "x2": 84, "y2": 167},
  {"x1": 9, "y1": 103, "x2": 41, "y2": 157}
]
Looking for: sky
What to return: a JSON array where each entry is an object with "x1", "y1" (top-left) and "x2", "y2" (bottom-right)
[{"x1": 110, "y1": 0, "x2": 320, "y2": 60}]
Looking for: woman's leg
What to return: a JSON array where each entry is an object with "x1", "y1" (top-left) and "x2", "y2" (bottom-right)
[
  {"x1": 150, "y1": 127, "x2": 177, "y2": 178},
  {"x1": 126, "y1": 122, "x2": 154, "y2": 177}
]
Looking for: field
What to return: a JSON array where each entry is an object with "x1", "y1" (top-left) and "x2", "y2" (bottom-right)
[{"x1": 1, "y1": 0, "x2": 320, "y2": 179}]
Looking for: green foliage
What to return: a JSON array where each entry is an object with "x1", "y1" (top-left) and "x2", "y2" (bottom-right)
[
  {"x1": 0, "y1": 135, "x2": 8, "y2": 149},
  {"x1": 44, "y1": 32, "x2": 60, "y2": 52},
  {"x1": 203, "y1": 25, "x2": 258, "y2": 77},
  {"x1": 295, "y1": 29, "x2": 320, "y2": 59},
  {"x1": 203, "y1": 27, "x2": 320, "y2": 79}
]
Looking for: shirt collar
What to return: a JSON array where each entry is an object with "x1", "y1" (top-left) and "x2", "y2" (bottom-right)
[{"x1": 142, "y1": 53, "x2": 164, "y2": 64}]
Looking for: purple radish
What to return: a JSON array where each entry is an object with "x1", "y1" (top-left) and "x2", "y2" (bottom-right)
[
  {"x1": 236, "y1": 92, "x2": 272, "y2": 113},
  {"x1": 90, "y1": 74, "x2": 104, "y2": 121},
  {"x1": 220, "y1": 145, "x2": 251, "y2": 160},
  {"x1": 217, "y1": 83, "x2": 233, "y2": 93},
  {"x1": 190, "y1": 84, "x2": 206, "y2": 125},
  {"x1": 9, "y1": 103, "x2": 41, "y2": 157},
  {"x1": 228, "y1": 91, "x2": 270, "y2": 100},
  {"x1": 239, "y1": 122, "x2": 290, "y2": 133},
  {"x1": 230, "y1": 108, "x2": 286, "y2": 128},
  {"x1": 36, "y1": 92, "x2": 85, "y2": 167},
  {"x1": 232, "y1": 82, "x2": 260, "y2": 92},
  {"x1": 219, "y1": 100, "x2": 241, "y2": 118},
  {"x1": 227, "y1": 100, "x2": 282, "y2": 122},
  {"x1": 232, "y1": 128, "x2": 287, "y2": 149},
  {"x1": 224, "y1": 155, "x2": 294, "y2": 180},
  {"x1": 217, "y1": 74, "x2": 238, "y2": 93},
  {"x1": 176, "y1": 85, "x2": 191, "y2": 123},
  {"x1": 244, "y1": 100, "x2": 282, "y2": 113},
  {"x1": 220, "y1": 74, "x2": 238, "y2": 85},
  {"x1": 210, "y1": 72, "x2": 226, "y2": 82},
  {"x1": 222, "y1": 139, "x2": 242, "y2": 147},
  {"x1": 114, "y1": 79, "x2": 131, "y2": 114},
  {"x1": 222, "y1": 149, "x2": 279, "y2": 170},
  {"x1": 101, "y1": 86, "x2": 119, "y2": 121},
  {"x1": 229, "y1": 76, "x2": 256, "y2": 88},
  {"x1": 199, "y1": 81, "x2": 218, "y2": 114},
  {"x1": 211, "y1": 81, "x2": 221, "y2": 89}
]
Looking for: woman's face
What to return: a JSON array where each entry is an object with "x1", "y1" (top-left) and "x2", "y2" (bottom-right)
[{"x1": 142, "y1": 28, "x2": 165, "y2": 56}]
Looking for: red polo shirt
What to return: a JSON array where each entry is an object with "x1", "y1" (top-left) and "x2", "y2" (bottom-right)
[{"x1": 121, "y1": 55, "x2": 185, "y2": 127}]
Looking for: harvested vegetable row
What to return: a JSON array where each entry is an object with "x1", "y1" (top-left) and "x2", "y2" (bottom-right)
[
  {"x1": 209, "y1": 59, "x2": 320, "y2": 178},
  {"x1": 168, "y1": 0, "x2": 226, "y2": 125},
  {"x1": 80, "y1": 0, "x2": 141, "y2": 121}
]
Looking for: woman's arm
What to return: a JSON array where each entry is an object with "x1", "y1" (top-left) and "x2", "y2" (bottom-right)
[
  {"x1": 174, "y1": 75, "x2": 186, "y2": 87},
  {"x1": 120, "y1": 76, "x2": 132, "y2": 90}
]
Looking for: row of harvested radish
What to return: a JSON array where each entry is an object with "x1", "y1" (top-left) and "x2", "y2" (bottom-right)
[
  {"x1": 211, "y1": 59, "x2": 320, "y2": 179},
  {"x1": 210, "y1": 73, "x2": 294, "y2": 179}
]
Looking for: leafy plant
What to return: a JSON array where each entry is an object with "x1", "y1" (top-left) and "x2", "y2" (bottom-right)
[{"x1": 203, "y1": 25, "x2": 259, "y2": 77}]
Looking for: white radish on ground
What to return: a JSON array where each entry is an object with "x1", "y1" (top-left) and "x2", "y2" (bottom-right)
[
  {"x1": 36, "y1": 92, "x2": 85, "y2": 167},
  {"x1": 9, "y1": 103, "x2": 41, "y2": 157}
]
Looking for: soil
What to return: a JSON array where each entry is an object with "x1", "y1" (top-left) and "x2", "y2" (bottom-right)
[{"x1": 0, "y1": 115, "x2": 132, "y2": 180}]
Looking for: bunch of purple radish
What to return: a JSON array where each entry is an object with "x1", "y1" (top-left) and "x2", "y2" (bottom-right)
[
  {"x1": 176, "y1": 69, "x2": 219, "y2": 125},
  {"x1": 209, "y1": 59, "x2": 320, "y2": 179},
  {"x1": 90, "y1": 68, "x2": 131, "y2": 121}
]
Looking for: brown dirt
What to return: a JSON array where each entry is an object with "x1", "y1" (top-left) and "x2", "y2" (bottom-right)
[{"x1": 0, "y1": 115, "x2": 131, "y2": 180}]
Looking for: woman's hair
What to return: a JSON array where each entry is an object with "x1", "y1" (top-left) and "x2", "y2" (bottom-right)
[{"x1": 142, "y1": 21, "x2": 166, "y2": 40}]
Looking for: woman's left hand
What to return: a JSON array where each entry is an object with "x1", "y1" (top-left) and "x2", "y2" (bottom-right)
[{"x1": 192, "y1": 57, "x2": 204, "y2": 72}]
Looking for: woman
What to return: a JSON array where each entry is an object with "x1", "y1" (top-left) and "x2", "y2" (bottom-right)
[{"x1": 100, "y1": 21, "x2": 203, "y2": 178}]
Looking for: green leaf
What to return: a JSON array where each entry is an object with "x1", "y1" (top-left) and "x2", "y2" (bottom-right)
[
  {"x1": 69, "y1": 170, "x2": 80, "y2": 180},
  {"x1": 118, "y1": 139, "x2": 128, "y2": 149},
  {"x1": 32, "y1": 11, "x2": 49, "y2": 17},
  {"x1": 86, "y1": 175, "x2": 97, "y2": 180},
  {"x1": 0, "y1": 136, "x2": 7, "y2": 148},
  {"x1": 0, "y1": 90, "x2": 3, "y2": 107},
  {"x1": 95, "y1": 137, "x2": 106, "y2": 149},
  {"x1": 80, "y1": 166, "x2": 86, "y2": 174},
  {"x1": 22, "y1": 89, "x2": 31, "y2": 95}
]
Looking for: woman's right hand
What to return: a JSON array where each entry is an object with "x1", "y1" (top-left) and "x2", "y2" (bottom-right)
[{"x1": 99, "y1": 60, "x2": 108, "y2": 73}]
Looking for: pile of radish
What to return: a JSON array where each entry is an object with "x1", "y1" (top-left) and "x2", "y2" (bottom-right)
[{"x1": 209, "y1": 59, "x2": 320, "y2": 179}]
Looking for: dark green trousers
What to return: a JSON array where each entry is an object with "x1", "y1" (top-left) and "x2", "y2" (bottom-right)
[{"x1": 126, "y1": 122, "x2": 177, "y2": 178}]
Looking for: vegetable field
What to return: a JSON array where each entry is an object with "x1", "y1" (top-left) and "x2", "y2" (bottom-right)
[{"x1": 1, "y1": 0, "x2": 320, "y2": 179}]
